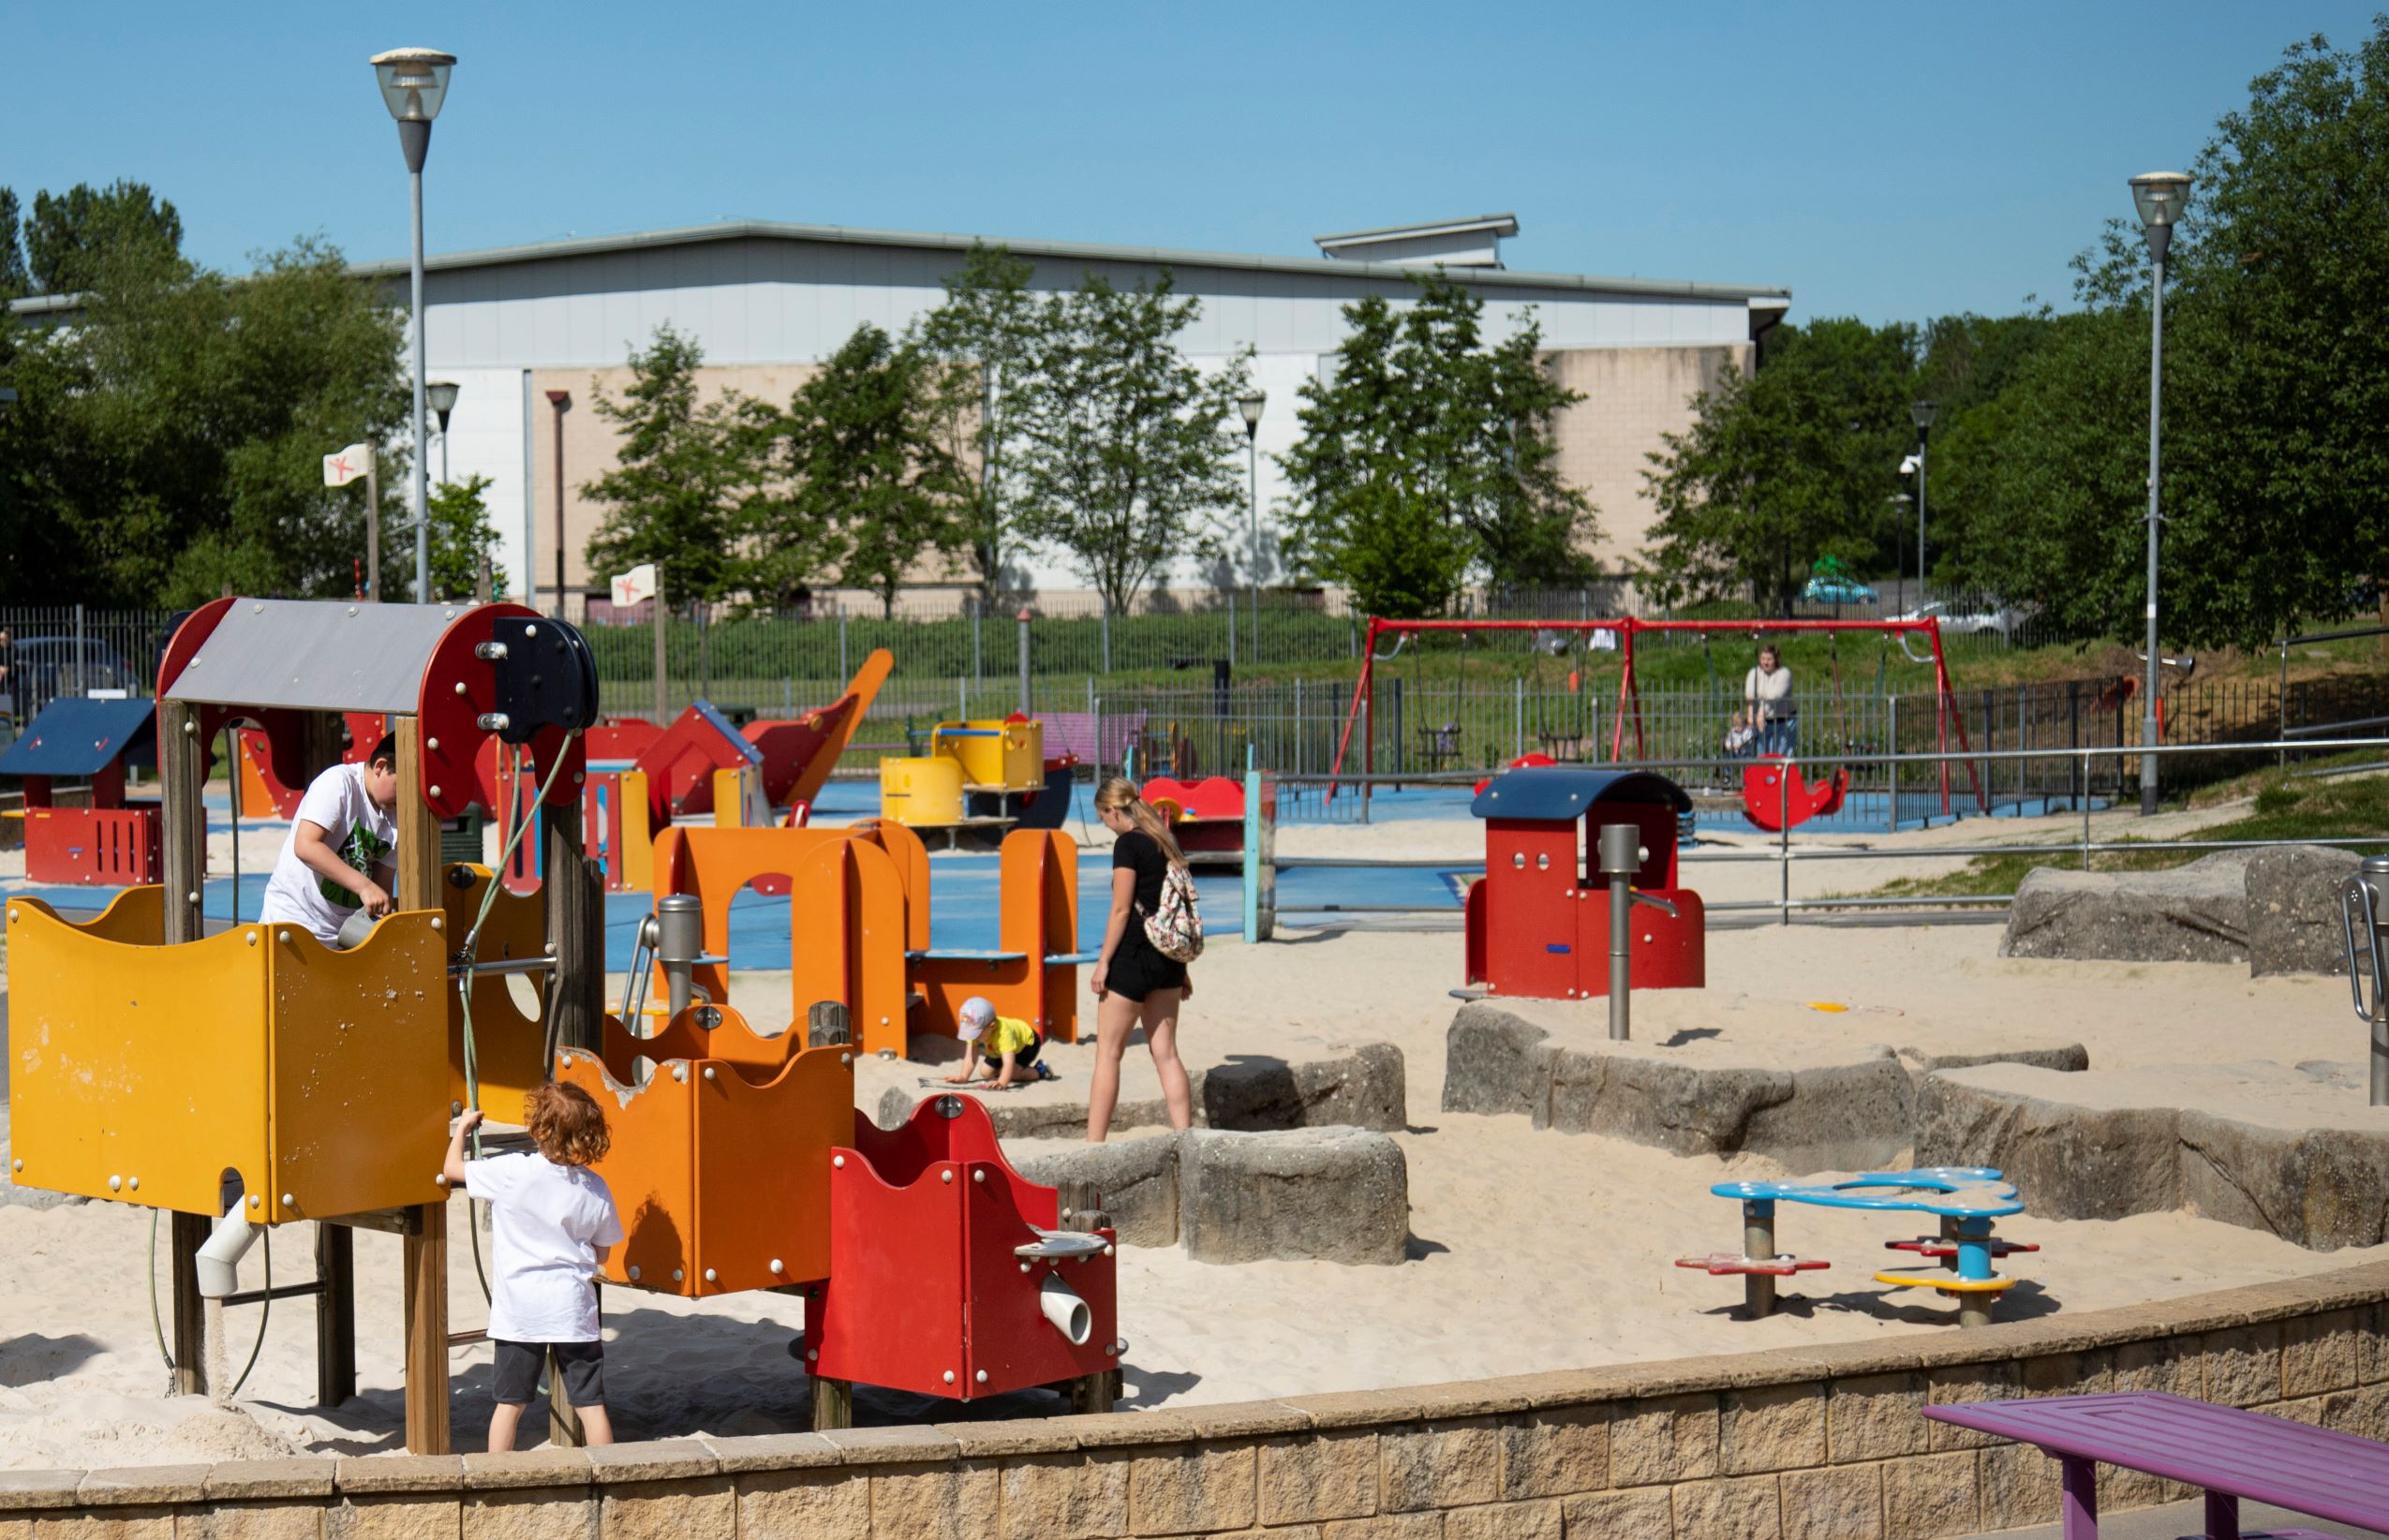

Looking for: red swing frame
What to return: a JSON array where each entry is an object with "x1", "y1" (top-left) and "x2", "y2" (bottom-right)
[{"x1": 1327, "y1": 615, "x2": 1989, "y2": 817}]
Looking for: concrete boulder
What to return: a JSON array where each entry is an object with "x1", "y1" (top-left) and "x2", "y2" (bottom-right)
[
  {"x1": 1009, "y1": 1133, "x2": 1183, "y2": 1248},
  {"x1": 1442, "y1": 1004, "x2": 1554, "y2": 1118},
  {"x1": 2246, "y1": 845, "x2": 2361, "y2": 977},
  {"x1": 1999, "y1": 851, "x2": 2253, "y2": 964},
  {"x1": 1203, "y1": 1044, "x2": 1406, "y2": 1133},
  {"x1": 1913, "y1": 1065, "x2": 2182, "y2": 1221},
  {"x1": 1538, "y1": 1044, "x2": 1915, "y2": 1173},
  {"x1": 1179, "y1": 1127, "x2": 1408, "y2": 1266}
]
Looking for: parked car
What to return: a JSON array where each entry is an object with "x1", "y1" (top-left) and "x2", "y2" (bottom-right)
[
  {"x1": 1800, "y1": 574, "x2": 1877, "y2": 607},
  {"x1": 1891, "y1": 602, "x2": 2021, "y2": 636},
  {"x1": 5, "y1": 637, "x2": 139, "y2": 718}
]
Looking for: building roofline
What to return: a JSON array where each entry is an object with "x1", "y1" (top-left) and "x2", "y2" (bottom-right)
[
  {"x1": 336, "y1": 217, "x2": 1788, "y2": 303},
  {"x1": 1313, "y1": 212, "x2": 1521, "y2": 246}
]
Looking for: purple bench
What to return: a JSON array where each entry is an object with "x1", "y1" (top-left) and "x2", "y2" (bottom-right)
[{"x1": 1924, "y1": 1390, "x2": 2385, "y2": 1538}]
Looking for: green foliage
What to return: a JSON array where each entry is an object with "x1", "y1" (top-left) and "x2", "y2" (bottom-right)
[
  {"x1": 427, "y1": 474, "x2": 508, "y2": 600},
  {"x1": 1005, "y1": 270, "x2": 1252, "y2": 614},
  {"x1": 24, "y1": 181, "x2": 185, "y2": 293},
  {"x1": 582, "y1": 324, "x2": 755, "y2": 604},
  {"x1": 1280, "y1": 275, "x2": 1596, "y2": 615},
  {"x1": 0, "y1": 236, "x2": 409, "y2": 604},
  {"x1": 1642, "y1": 318, "x2": 1921, "y2": 609},
  {"x1": 0, "y1": 189, "x2": 25, "y2": 300},
  {"x1": 910, "y1": 243, "x2": 1039, "y2": 597},
  {"x1": 760, "y1": 323, "x2": 970, "y2": 616}
]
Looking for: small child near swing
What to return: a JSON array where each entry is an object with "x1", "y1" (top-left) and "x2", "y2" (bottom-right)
[{"x1": 1724, "y1": 711, "x2": 1756, "y2": 760}]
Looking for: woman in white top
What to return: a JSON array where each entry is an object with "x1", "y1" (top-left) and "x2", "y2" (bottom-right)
[{"x1": 1744, "y1": 644, "x2": 1797, "y2": 757}]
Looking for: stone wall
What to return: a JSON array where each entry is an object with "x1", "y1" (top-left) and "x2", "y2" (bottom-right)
[{"x1": 11, "y1": 1263, "x2": 2389, "y2": 1538}]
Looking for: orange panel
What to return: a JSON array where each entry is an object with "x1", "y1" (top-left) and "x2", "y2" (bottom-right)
[
  {"x1": 690, "y1": 1046, "x2": 852, "y2": 1292},
  {"x1": 599, "y1": 1002, "x2": 802, "y2": 1084},
  {"x1": 556, "y1": 1049, "x2": 695, "y2": 1292}
]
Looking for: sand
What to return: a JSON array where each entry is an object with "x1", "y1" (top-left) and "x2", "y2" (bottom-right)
[{"x1": 3, "y1": 785, "x2": 2376, "y2": 1466}]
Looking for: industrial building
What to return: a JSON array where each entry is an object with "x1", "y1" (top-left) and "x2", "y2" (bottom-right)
[{"x1": 349, "y1": 214, "x2": 1790, "y2": 610}]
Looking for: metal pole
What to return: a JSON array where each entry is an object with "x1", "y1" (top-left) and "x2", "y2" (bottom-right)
[
  {"x1": 972, "y1": 596, "x2": 983, "y2": 689},
  {"x1": 1016, "y1": 607, "x2": 1031, "y2": 717},
  {"x1": 1247, "y1": 436, "x2": 1261, "y2": 664},
  {"x1": 652, "y1": 563, "x2": 667, "y2": 725},
  {"x1": 1514, "y1": 674, "x2": 1524, "y2": 760},
  {"x1": 547, "y1": 392, "x2": 570, "y2": 619},
  {"x1": 1915, "y1": 429, "x2": 1928, "y2": 601},
  {"x1": 1600, "y1": 822, "x2": 1639, "y2": 1041},
  {"x1": 364, "y1": 434, "x2": 381, "y2": 601},
  {"x1": 409, "y1": 166, "x2": 430, "y2": 604},
  {"x1": 73, "y1": 604, "x2": 85, "y2": 698},
  {"x1": 1226, "y1": 592, "x2": 1236, "y2": 669},
  {"x1": 2142, "y1": 244, "x2": 2167, "y2": 815}
]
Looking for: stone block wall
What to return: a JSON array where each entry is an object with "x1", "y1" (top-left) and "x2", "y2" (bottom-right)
[{"x1": 9, "y1": 1263, "x2": 2389, "y2": 1538}]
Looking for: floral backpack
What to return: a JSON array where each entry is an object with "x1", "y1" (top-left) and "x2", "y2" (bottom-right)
[{"x1": 1140, "y1": 858, "x2": 1205, "y2": 963}]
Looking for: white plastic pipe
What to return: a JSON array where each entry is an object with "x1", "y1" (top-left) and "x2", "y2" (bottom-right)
[
  {"x1": 196, "y1": 1208, "x2": 263, "y2": 1299},
  {"x1": 1039, "y1": 1274, "x2": 1091, "y2": 1346}
]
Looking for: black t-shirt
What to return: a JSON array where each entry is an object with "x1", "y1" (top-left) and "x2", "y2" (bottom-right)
[{"x1": 1112, "y1": 828, "x2": 1167, "y2": 914}]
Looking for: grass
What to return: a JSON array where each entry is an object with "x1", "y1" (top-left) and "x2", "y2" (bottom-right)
[{"x1": 1859, "y1": 766, "x2": 2389, "y2": 900}]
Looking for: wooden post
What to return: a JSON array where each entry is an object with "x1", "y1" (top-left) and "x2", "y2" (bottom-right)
[
  {"x1": 316, "y1": 1224, "x2": 355, "y2": 1406},
  {"x1": 157, "y1": 698, "x2": 211, "y2": 1395},
  {"x1": 394, "y1": 717, "x2": 452, "y2": 1455},
  {"x1": 809, "y1": 1371, "x2": 854, "y2": 1431},
  {"x1": 807, "y1": 1000, "x2": 852, "y2": 1049},
  {"x1": 1057, "y1": 1179, "x2": 1119, "y2": 1414},
  {"x1": 542, "y1": 795, "x2": 605, "y2": 1056}
]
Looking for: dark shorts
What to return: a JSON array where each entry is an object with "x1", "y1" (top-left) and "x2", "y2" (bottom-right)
[
  {"x1": 1106, "y1": 935, "x2": 1187, "y2": 1004},
  {"x1": 493, "y1": 1339, "x2": 603, "y2": 1408}
]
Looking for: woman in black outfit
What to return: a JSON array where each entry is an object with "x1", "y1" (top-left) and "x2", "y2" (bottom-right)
[{"x1": 1087, "y1": 777, "x2": 1194, "y2": 1142}]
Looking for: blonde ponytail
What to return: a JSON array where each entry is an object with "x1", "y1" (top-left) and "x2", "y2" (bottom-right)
[{"x1": 1095, "y1": 776, "x2": 1187, "y2": 868}]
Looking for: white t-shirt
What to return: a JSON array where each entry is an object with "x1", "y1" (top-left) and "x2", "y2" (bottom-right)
[
  {"x1": 258, "y1": 763, "x2": 398, "y2": 944},
  {"x1": 1744, "y1": 665, "x2": 1797, "y2": 721},
  {"x1": 463, "y1": 1152, "x2": 625, "y2": 1343}
]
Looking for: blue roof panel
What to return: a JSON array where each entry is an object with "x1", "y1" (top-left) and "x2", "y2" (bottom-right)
[
  {"x1": 1470, "y1": 765, "x2": 1690, "y2": 821},
  {"x1": 0, "y1": 698, "x2": 157, "y2": 776}
]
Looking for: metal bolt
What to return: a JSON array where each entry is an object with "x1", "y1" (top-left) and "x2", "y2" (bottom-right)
[
  {"x1": 429, "y1": 784, "x2": 442, "y2": 799},
  {"x1": 431, "y1": 917, "x2": 443, "y2": 931},
  {"x1": 941, "y1": 1170, "x2": 954, "y2": 1184},
  {"x1": 1018, "y1": 1262, "x2": 1030, "y2": 1273},
  {"x1": 974, "y1": 1370, "x2": 988, "y2": 1385},
  {"x1": 248, "y1": 1194, "x2": 260, "y2": 1208},
  {"x1": 246, "y1": 930, "x2": 259, "y2": 945},
  {"x1": 186, "y1": 660, "x2": 200, "y2": 674},
  {"x1": 840, "y1": 1053, "x2": 852, "y2": 1067},
  {"x1": 942, "y1": 1370, "x2": 956, "y2": 1385},
  {"x1": 108, "y1": 1175, "x2": 122, "y2": 1192},
  {"x1": 278, "y1": 929, "x2": 292, "y2": 944},
  {"x1": 672, "y1": 1064, "x2": 688, "y2": 1082},
  {"x1": 629, "y1": 1266, "x2": 642, "y2": 1281},
  {"x1": 280, "y1": 1192, "x2": 294, "y2": 1207},
  {"x1": 252, "y1": 602, "x2": 264, "y2": 614},
  {"x1": 704, "y1": 1267, "x2": 717, "y2": 1282},
  {"x1": 426, "y1": 737, "x2": 439, "y2": 751},
  {"x1": 806, "y1": 1348, "x2": 818, "y2": 1362},
  {"x1": 702, "y1": 1066, "x2": 716, "y2": 1081},
  {"x1": 833, "y1": 1155, "x2": 845, "y2": 1169},
  {"x1": 673, "y1": 1268, "x2": 685, "y2": 1281},
  {"x1": 453, "y1": 681, "x2": 467, "y2": 696},
  {"x1": 1105, "y1": 1243, "x2": 1116, "y2": 1256},
  {"x1": 186, "y1": 892, "x2": 199, "y2": 905},
  {"x1": 769, "y1": 1259, "x2": 783, "y2": 1274},
  {"x1": 972, "y1": 1169, "x2": 985, "y2": 1183},
  {"x1": 1106, "y1": 1341, "x2": 1120, "y2": 1356},
  {"x1": 128, "y1": 1177, "x2": 139, "y2": 1191},
  {"x1": 434, "y1": 1174, "x2": 448, "y2": 1188}
]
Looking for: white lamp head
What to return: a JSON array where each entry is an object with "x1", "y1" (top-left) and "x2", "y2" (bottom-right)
[{"x1": 371, "y1": 49, "x2": 456, "y2": 124}]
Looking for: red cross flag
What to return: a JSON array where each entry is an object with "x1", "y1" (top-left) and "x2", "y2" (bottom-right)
[
  {"x1": 611, "y1": 563, "x2": 659, "y2": 607},
  {"x1": 323, "y1": 443, "x2": 373, "y2": 487}
]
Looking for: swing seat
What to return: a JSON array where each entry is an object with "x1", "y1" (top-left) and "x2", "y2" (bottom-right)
[{"x1": 1741, "y1": 760, "x2": 1850, "y2": 832}]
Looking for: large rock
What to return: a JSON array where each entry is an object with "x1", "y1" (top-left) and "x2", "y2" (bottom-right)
[
  {"x1": 1178, "y1": 1126, "x2": 1408, "y2": 1266},
  {"x1": 2246, "y1": 845, "x2": 2362, "y2": 977},
  {"x1": 1009, "y1": 1133, "x2": 1183, "y2": 1247},
  {"x1": 1442, "y1": 1004, "x2": 1554, "y2": 1117},
  {"x1": 1999, "y1": 852, "x2": 2253, "y2": 964},
  {"x1": 872, "y1": 1084, "x2": 1172, "y2": 1142},
  {"x1": 1913, "y1": 1065, "x2": 2183, "y2": 1221},
  {"x1": 1202, "y1": 1044, "x2": 1406, "y2": 1132}
]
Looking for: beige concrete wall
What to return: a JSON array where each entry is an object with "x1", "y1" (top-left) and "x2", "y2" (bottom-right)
[
  {"x1": 1546, "y1": 343, "x2": 1752, "y2": 573},
  {"x1": 530, "y1": 364, "x2": 821, "y2": 600},
  {"x1": 14, "y1": 1262, "x2": 2389, "y2": 1539}
]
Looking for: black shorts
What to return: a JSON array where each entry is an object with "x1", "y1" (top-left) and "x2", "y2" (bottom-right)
[
  {"x1": 1105, "y1": 935, "x2": 1187, "y2": 1004},
  {"x1": 493, "y1": 1339, "x2": 603, "y2": 1408}
]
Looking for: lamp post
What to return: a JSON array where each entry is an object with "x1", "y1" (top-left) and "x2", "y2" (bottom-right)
[
  {"x1": 427, "y1": 380, "x2": 459, "y2": 487},
  {"x1": 2130, "y1": 170, "x2": 2192, "y2": 816},
  {"x1": 369, "y1": 47, "x2": 456, "y2": 604},
  {"x1": 1887, "y1": 493, "x2": 1912, "y2": 606},
  {"x1": 1239, "y1": 387, "x2": 1266, "y2": 664},
  {"x1": 546, "y1": 391, "x2": 571, "y2": 619},
  {"x1": 1908, "y1": 400, "x2": 1936, "y2": 605}
]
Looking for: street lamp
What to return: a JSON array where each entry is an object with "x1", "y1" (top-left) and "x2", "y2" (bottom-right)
[
  {"x1": 1908, "y1": 400, "x2": 1937, "y2": 606},
  {"x1": 427, "y1": 380, "x2": 460, "y2": 487},
  {"x1": 2129, "y1": 170, "x2": 2192, "y2": 816},
  {"x1": 370, "y1": 46, "x2": 456, "y2": 604},
  {"x1": 1887, "y1": 493, "x2": 1912, "y2": 606},
  {"x1": 1239, "y1": 387, "x2": 1266, "y2": 664}
]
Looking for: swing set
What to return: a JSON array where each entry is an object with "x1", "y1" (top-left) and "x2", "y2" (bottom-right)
[{"x1": 1327, "y1": 615, "x2": 1989, "y2": 822}]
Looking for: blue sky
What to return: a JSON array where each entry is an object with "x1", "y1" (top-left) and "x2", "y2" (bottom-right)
[{"x1": 4, "y1": 3, "x2": 2377, "y2": 325}]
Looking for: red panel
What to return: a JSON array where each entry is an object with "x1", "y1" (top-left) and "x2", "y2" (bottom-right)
[
  {"x1": 961, "y1": 1175, "x2": 1116, "y2": 1397},
  {"x1": 587, "y1": 718, "x2": 664, "y2": 764},
  {"x1": 420, "y1": 604, "x2": 585, "y2": 822},
  {"x1": 1573, "y1": 888, "x2": 1705, "y2": 996},
  {"x1": 1479, "y1": 822, "x2": 1580, "y2": 1000},
  {"x1": 1141, "y1": 776, "x2": 1243, "y2": 822},
  {"x1": 814, "y1": 1154, "x2": 967, "y2": 1397},
  {"x1": 1742, "y1": 761, "x2": 1848, "y2": 833},
  {"x1": 1463, "y1": 877, "x2": 1488, "y2": 986},
  {"x1": 636, "y1": 705, "x2": 753, "y2": 820},
  {"x1": 22, "y1": 806, "x2": 161, "y2": 885}
]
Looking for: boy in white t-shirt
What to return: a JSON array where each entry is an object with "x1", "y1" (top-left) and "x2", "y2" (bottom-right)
[
  {"x1": 445, "y1": 1083, "x2": 626, "y2": 1451},
  {"x1": 257, "y1": 735, "x2": 402, "y2": 944}
]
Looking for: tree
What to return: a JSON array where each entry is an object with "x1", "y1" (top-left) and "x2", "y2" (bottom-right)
[
  {"x1": 911, "y1": 243, "x2": 1039, "y2": 602},
  {"x1": 1, "y1": 235, "x2": 410, "y2": 604},
  {"x1": 760, "y1": 323, "x2": 969, "y2": 616},
  {"x1": 1005, "y1": 271, "x2": 1252, "y2": 615},
  {"x1": 1641, "y1": 318, "x2": 1919, "y2": 610},
  {"x1": 1279, "y1": 275, "x2": 1595, "y2": 616},
  {"x1": 582, "y1": 324, "x2": 754, "y2": 605},
  {"x1": 24, "y1": 180, "x2": 185, "y2": 293},
  {"x1": 427, "y1": 474, "x2": 508, "y2": 600},
  {"x1": 0, "y1": 189, "x2": 25, "y2": 301}
]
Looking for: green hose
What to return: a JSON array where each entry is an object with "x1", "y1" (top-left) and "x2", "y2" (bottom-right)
[{"x1": 146, "y1": 1210, "x2": 272, "y2": 1398}]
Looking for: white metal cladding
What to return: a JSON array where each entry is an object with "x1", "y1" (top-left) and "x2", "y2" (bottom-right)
[
  {"x1": 410, "y1": 233, "x2": 1762, "y2": 370},
  {"x1": 163, "y1": 599, "x2": 469, "y2": 712}
]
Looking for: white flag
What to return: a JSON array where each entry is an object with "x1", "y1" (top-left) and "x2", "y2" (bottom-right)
[
  {"x1": 323, "y1": 443, "x2": 373, "y2": 487},
  {"x1": 611, "y1": 563, "x2": 659, "y2": 607}
]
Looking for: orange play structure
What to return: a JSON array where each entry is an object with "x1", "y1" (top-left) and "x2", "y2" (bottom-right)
[{"x1": 643, "y1": 822, "x2": 1089, "y2": 1059}]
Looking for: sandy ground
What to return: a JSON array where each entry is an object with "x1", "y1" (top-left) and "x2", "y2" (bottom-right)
[{"x1": 2, "y1": 786, "x2": 2376, "y2": 1467}]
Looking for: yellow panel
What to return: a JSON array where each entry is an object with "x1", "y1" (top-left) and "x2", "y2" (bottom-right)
[
  {"x1": 264, "y1": 912, "x2": 453, "y2": 1223},
  {"x1": 70, "y1": 884, "x2": 165, "y2": 946},
  {"x1": 881, "y1": 756, "x2": 963, "y2": 826},
  {"x1": 932, "y1": 719, "x2": 1041, "y2": 792},
  {"x1": 440, "y1": 866, "x2": 551, "y2": 1127},
  {"x1": 620, "y1": 772, "x2": 654, "y2": 894},
  {"x1": 1872, "y1": 1270, "x2": 2016, "y2": 1293},
  {"x1": 7, "y1": 898, "x2": 271, "y2": 1217}
]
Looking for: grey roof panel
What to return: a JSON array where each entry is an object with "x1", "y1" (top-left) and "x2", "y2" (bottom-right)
[
  {"x1": 1470, "y1": 765, "x2": 1692, "y2": 821},
  {"x1": 164, "y1": 599, "x2": 467, "y2": 713},
  {"x1": 0, "y1": 698, "x2": 156, "y2": 776}
]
